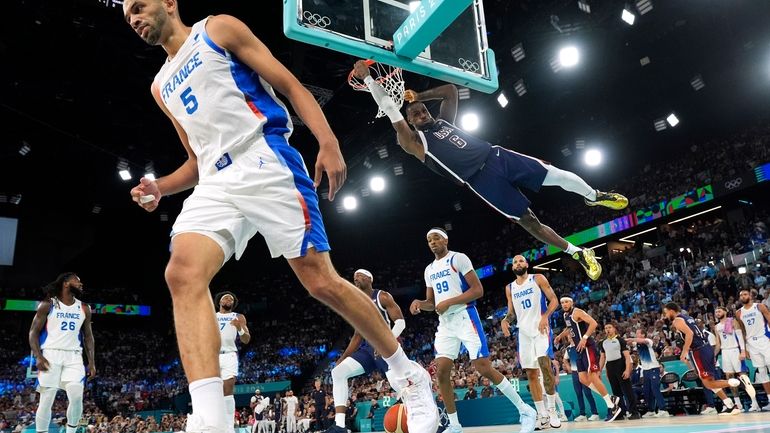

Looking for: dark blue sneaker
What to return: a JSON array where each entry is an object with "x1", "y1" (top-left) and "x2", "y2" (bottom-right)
[
  {"x1": 604, "y1": 396, "x2": 622, "y2": 422},
  {"x1": 324, "y1": 426, "x2": 347, "y2": 433}
]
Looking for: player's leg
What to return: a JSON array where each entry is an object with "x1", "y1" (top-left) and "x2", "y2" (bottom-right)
[
  {"x1": 288, "y1": 249, "x2": 437, "y2": 431},
  {"x1": 165, "y1": 232, "x2": 226, "y2": 430},
  {"x1": 570, "y1": 371, "x2": 587, "y2": 419},
  {"x1": 63, "y1": 382, "x2": 84, "y2": 433},
  {"x1": 35, "y1": 386, "x2": 58, "y2": 433},
  {"x1": 537, "y1": 356, "x2": 560, "y2": 427},
  {"x1": 330, "y1": 357, "x2": 366, "y2": 429},
  {"x1": 541, "y1": 164, "x2": 627, "y2": 210},
  {"x1": 223, "y1": 377, "x2": 236, "y2": 433},
  {"x1": 690, "y1": 348, "x2": 740, "y2": 414}
]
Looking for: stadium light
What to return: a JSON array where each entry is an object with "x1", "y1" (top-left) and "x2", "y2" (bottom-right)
[
  {"x1": 369, "y1": 176, "x2": 385, "y2": 192},
  {"x1": 497, "y1": 93, "x2": 509, "y2": 108},
  {"x1": 621, "y1": 8, "x2": 636, "y2": 25},
  {"x1": 666, "y1": 113, "x2": 680, "y2": 127},
  {"x1": 461, "y1": 113, "x2": 479, "y2": 131},
  {"x1": 119, "y1": 169, "x2": 132, "y2": 181},
  {"x1": 584, "y1": 149, "x2": 602, "y2": 167},
  {"x1": 559, "y1": 46, "x2": 580, "y2": 68},
  {"x1": 343, "y1": 196, "x2": 358, "y2": 211}
]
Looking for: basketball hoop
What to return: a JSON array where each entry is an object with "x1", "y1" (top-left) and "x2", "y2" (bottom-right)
[{"x1": 348, "y1": 60, "x2": 405, "y2": 119}]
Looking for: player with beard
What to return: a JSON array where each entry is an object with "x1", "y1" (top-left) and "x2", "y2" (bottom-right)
[
  {"x1": 353, "y1": 61, "x2": 631, "y2": 282},
  {"x1": 555, "y1": 297, "x2": 621, "y2": 422},
  {"x1": 327, "y1": 269, "x2": 405, "y2": 433},
  {"x1": 29, "y1": 273, "x2": 96, "y2": 433},
  {"x1": 736, "y1": 290, "x2": 770, "y2": 410},
  {"x1": 663, "y1": 303, "x2": 750, "y2": 415},
  {"x1": 714, "y1": 306, "x2": 758, "y2": 411},
  {"x1": 501, "y1": 255, "x2": 561, "y2": 429},
  {"x1": 215, "y1": 292, "x2": 250, "y2": 433}
]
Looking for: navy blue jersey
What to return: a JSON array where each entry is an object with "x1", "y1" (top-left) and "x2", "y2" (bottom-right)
[
  {"x1": 416, "y1": 119, "x2": 492, "y2": 183},
  {"x1": 361, "y1": 289, "x2": 391, "y2": 348},
  {"x1": 564, "y1": 309, "x2": 592, "y2": 342},
  {"x1": 677, "y1": 313, "x2": 707, "y2": 350}
]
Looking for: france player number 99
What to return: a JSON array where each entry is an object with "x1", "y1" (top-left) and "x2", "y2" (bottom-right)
[{"x1": 435, "y1": 281, "x2": 450, "y2": 294}]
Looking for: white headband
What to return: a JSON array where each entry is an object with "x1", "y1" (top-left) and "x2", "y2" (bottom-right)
[
  {"x1": 427, "y1": 229, "x2": 448, "y2": 239},
  {"x1": 560, "y1": 296, "x2": 574, "y2": 303},
  {"x1": 354, "y1": 269, "x2": 373, "y2": 281}
]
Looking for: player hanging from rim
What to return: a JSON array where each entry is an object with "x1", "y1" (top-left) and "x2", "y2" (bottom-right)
[
  {"x1": 554, "y1": 297, "x2": 622, "y2": 422},
  {"x1": 352, "y1": 60, "x2": 629, "y2": 281},
  {"x1": 327, "y1": 269, "x2": 406, "y2": 433},
  {"x1": 501, "y1": 255, "x2": 561, "y2": 429},
  {"x1": 662, "y1": 302, "x2": 754, "y2": 415},
  {"x1": 215, "y1": 292, "x2": 251, "y2": 433}
]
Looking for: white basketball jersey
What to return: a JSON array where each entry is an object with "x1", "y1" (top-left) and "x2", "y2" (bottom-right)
[
  {"x1": 715, "y1": 321, "x2": 742, "y2": 350},
  {"x1": 740, "y1": 303, "x2": 770, "y2": 341},
  {"x1": 284, "y1": 396, "x2": 298, "y2": 413},
  {"x1": 507, "y1": 275, "x2": 547, "y2": 337},
  {"x1": 40, "y1": 298, "x2": 86, "y2": 351},
  {"x1": 217, "y1": 312, "x2": 239, "y2": 353},
  {"x1": 154, "y1": 18, "x2": 293, "y2": 180},
  {"x1": 424, "y1": 251, "x2": 475, "y2": 316}
]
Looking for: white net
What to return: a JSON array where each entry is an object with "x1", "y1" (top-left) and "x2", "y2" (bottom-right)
[{"x1": 348, "y1": 61, "x2": 405, "y2": 119}]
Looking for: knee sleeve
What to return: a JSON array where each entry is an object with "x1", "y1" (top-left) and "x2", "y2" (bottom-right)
[
  {"x1": 65, "y1": 383, "x2": 84, "y2": 428},
  {"x1": 36, "y1": 387, "x2": 58, "y2": 432},
  {"x1": 331, "y1": 358, "x2": 364, "y2": 407},
  {"x1": 756, "y1": 368, "x2": 770, "y2": 384}
]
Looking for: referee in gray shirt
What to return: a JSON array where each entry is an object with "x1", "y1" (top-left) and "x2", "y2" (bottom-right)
[{"x1": 600, "y1": 323, "x2": 640, "y2": 420}]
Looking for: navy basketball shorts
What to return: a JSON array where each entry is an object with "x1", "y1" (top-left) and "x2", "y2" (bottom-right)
[
  {"x1": 689, "y1": 345, "x2": 718, "y2": 380},
  {"x1": 350, "y1": 344, "x2": 389, "y2": 374},
  {"x1": 466, "y1": 145, "x2": 549, "y2": 220},
  {"x1": 577, "y1": 340, "x2": 601, "y2": 373}
]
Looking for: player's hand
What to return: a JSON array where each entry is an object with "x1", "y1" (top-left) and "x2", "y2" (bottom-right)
[
  {"x1": 409, "y1": 300, "x2": 422, "y2": 315},
  {"x1": 314, "y1": 141, "x2": 346, "y2": 201},
  {"x1": 740, "y1": 351, "x2": 746, "y2": 360},
  {"x1": 679, "y1": 352, "x2": 688, "y2": 363},
  {"x1": 353, "y1": 60, "x2": 372, "y2": 80},
  {"x1": 229, "y1": 317, "x2": 243, "y2": 330},
  {"x1": 538, "y1": 316, "x2": 549, "y2": 334},
  {"x1": 576, "y1": 339, "x2": 587, "y2": 352},
  {"x1": 88, "y1": 364, "x2": 97, "y2": 379},
  {"x1": 36, "y1": 356, "x2": 50, "y2": 372},
  {"x1": 404, "y1": 90, "x2": 419, "y2": 103},
  {"x1": 501, "y1": 319, "x2": 511, "y2": 337},
  {"x1": 130, "y1": 177, "x2": 161, "y2": 212},
  {"x1": 622, "y1": 369, "x2": 630, "y2": 380},
  {"x1": 435, "y1": 300, "x2": 451, "y2": 315}
]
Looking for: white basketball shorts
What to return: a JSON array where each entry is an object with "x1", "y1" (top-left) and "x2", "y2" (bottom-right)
[
  {"x1": 37, "y1": 349, "x2": 85, "y2": 389},
  {"x1": 219, "y1": 352, "x2": 239, "y2": 380},
  {"x1": 518, "y1": 331, "x2": 552, "y2": 369},
  {"x1": 747, "y1": 336, "x2": 770, "y2": 368},
  {"x1": 434, "y1": 306, "x2": 489, "y2": 361},
  {"x1": 720, "y1": 347, "x2": 746, "y2": 373}
]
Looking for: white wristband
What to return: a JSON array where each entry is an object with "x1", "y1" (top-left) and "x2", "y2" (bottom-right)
[{"x1": 238, "y1": 328, "x2": 246, "y2": 336}]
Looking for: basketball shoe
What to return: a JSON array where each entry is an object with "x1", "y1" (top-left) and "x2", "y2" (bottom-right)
[
  {"x1": 572, "y1": 249, "x2": 602, "y2": 280},
  {"x1": 585, "y1": 191, "x2": 628, "y2": 210},
  {"x1": 395, "y1": 362, "x2": 439, "y2": 433}
]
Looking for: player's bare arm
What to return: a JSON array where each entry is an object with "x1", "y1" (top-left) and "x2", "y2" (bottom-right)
[
  {"x1": 434, "y1": 270, "x2": 483, "y2": 315},
  {"x1": 759, "y1": 303, "x2": 770, "y2": 324},
  {"x1": 554, "y1": 328, "x2": 570, "y2": 345},
  {"x1": 379, "y1": 291, "x2": 406, "y2": 337},
  {"x1": 501, "y1": 284, "x2": 515, "y2": 337},
  {"x1": 28, "y1": 300, "x2": 52, "y2": 372},
  {"x1": 404, "y1": 84, "x2": 458, "y2": 123},
  {"x1": 208, "y1": 15, "x2": 345, "y2": 199},
  {"x1": 338, "y1": 332, "x2": 363, "y2": 364},
  {"x1": 83, "y1": 304, "x2": 97, "y2": 378},
  {"x1": 573, "y1": 308, "x2": 597, "y2": 352},
  {"x1": 236, "y1": 313, "x2": 251, "y2": 344},
  {"x1": 534, "y1": 274, "x2": 558, "y2": 334},
  {"x1": 410, "y1": 286, "x2": 435, "y2": 314}
]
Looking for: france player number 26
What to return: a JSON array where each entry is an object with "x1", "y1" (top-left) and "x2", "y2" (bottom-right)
[
  {"x1": 60, "y1": 321, "x2": 76, "y2": 331},
  {"x1": 181, "y1": 87, "x2": 199, "y2": 114}
]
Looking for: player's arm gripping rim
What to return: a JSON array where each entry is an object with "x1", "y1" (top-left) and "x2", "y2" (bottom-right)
[
  {"x1": 501, "y1": 284, "x2": 516, "y2": 337},
  {"x1": 410, "y1": 286, "x2": 436, "y2": 314},
  {"x1": 572, "y1": 308, "x2": 598, "y2": 352},
  {"x1": 671, "y1": 317, "x2": 693, "y2": 363},
  {"x1": 206, "y1": 15, "x2": 345, "y2": 197},
  {"x1": 82, "y1": 304, "x2": 97, "y2": 378},
  {"x1": 28, "y1": 299, "x2": 53, "y2": 372},
  {"x1": 434, "y1": 269, "x2": 483, "y2": 315},
  {"x1": 534, "y1": 274, "x2": 559, "y2": 334}
]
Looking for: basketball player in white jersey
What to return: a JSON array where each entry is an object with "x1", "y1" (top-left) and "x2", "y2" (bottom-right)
[
  {"x1": 714, "y1": 306, "x2": 758, "y2": 411},
  {"x1": 282, "y1": 391, "x2": 299, "y2": 433},
  {"x1": 554, "y1": 297, "x2": 622, "y2": 422},
  {"x1": 501, "y1": 256, "x2": 561, "y2": 429},
  {"x1": 410, "y1": 228, "x2": 537, "y2": 433},
  {"x1": 122, "y1": 2, "x2": 437, "y2": 432},
  {"x1": 215, "y1": 292, "x2": 250, "y2": 433},
  {"x1": 736, "y1": 289, "x2": 770, "y2": 410},
  {"x1": 28, "y1": 273, "x2": 96, "y2": 433},
  {"x1": 352, "y1": 61, "x2": 630, "y2": 282},
  {"x1": 329, "y1": 269, "x2": 405, "y2": 433}
]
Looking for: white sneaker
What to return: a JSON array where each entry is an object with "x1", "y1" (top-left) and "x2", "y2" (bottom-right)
[
  {"x1": 534, "y1": 416, "x2": 550, "y2": 430},
  {"x1": 587, "y1": 414, "x2": 600, "y2": 421},
  {"x1": 655, "y1": 410, "x2": 670, "y2": 418},
  {"x1": 739, "y1": 375, "x2": 757, "y2": 399},
  {"x1": 727, "y1": 378, "x2": 741, "y2": 388},
  {"x1": 701, "y1": 407, "x2": 718, "y2": 415},
  {"x1": 185, "y1": 414, "x2": 225, "y2": 433},
  {"x1": 762, "y1": 403, "x2": 770, "y2": 411},
  {"x1": 718, "y1": 405, "x2": 741, "y2": 416},
  {"x1": 642, "y1": 411, "x2": 655, "y2": 418},
  {"x1": 395, "y1": 362, "x2": 439, "y2": 433},
  {"x1": 573, "y1": 415, "x2": 587, "y2": 422},
  {"x1": 747, "y1": 404, "x2": 760, "y2": 412},
  {"x1": 447, "y1": 425, "x2": 463, "y2": 433},
  {"x1": 548, "y1": 409, "x2": 561, "y2": 428},
  {"x1": 558, "y1": 413, "x2": 568, "y2": 423},
  {"x1": 518, "y1": 405, "x2": 538, "y2": 433}
]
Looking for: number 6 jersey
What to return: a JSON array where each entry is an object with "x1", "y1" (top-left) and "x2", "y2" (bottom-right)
[{"x1": 416, "y1": 119, "x2": 492, "y2": 183}]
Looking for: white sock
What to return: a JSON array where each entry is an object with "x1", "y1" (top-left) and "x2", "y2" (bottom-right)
[
  {"x1": 495, "y1": 378, "x2": 525, "y2": 409},
  {"x1": 542, "y1": 165, "x2": 595, "y2": 200},
  {"x1": 545, "y1": 393, "x2": 555, "y2": 411},
  {"x1": 448, "y1": 411, "x2": 460, "y2": 426},
  {"x1": 65, "y1": 426, "x2": 77, "y2": 433},
  {"x1": 534, "y1": 400, "x2": 546, "y2": 416},
  {"x1": 189, "y1": 377, "x2": 226, "y2": 429},
  {"x1": 224, "y1": 395, "x2": 235, "y2": 433},
  {"x1": 602, "y1": 394, "x2": 614, "y2": 408},
  {"x1": 383, "y1": 346, "x2": 412, "y2": 378},
  {"x1": 555, "y1": 394, "x2": 565, "y2": 414},
  {"x1": 565, "y1": 243, "x2": 581, "y2": 255},
  {"x1": 335, "y1": 413, "x2": 346, "y2": 428}
]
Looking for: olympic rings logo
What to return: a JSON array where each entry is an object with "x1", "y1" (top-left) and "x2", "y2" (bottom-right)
[
  {"x1": 303, "y1": 11, "x2": 331, "y2": 28},
  {"x1": 458, "y1": 58, "x2": 480, "y2": 73},
  {"x1": 724, "y1": 178, "x2": 743, "y2": 190}
]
